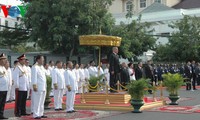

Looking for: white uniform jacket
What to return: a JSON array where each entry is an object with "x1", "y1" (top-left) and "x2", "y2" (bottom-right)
[
  {"x1": 0, "y1": 66, "x2": 9, "y2": 91},
  {"x1": 31, "y1": 63, "x2": 47, "y2": 91},
  {"x1": 52, "y1": 68, "x2": 65, "y2": 89},
  {"x1": 88, "y1": 66, "x2": 98, "y2": 77},
  {"x1": 79, "y1": 68, "x2": 85, "y2": 81},
  {"x1": 26, "y1": 66, "x2": 31, "y2": 84},
  {"x1": 64, "y1": 69, "x2": 77, "y2": 92},
  {"x1": 13, "y1": 64, "x2": 29, "y2": 91}
]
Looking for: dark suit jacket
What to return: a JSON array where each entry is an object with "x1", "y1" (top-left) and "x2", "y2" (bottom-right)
[
  {"x1": 184, "y1": 65, "x2": 192, "y2": 79},
  {"x1": 120, "y1": 68, "x2": 130, "y2": 83},
  {"x1": 109, "y1": 53, "x2": 120, "y2": 73},
  {"x1": 144, "y1": 64, "x2": 154, "y2": 80},
  {"x1": 135, "y1": 66, "x2": 143, "y2": 80}
]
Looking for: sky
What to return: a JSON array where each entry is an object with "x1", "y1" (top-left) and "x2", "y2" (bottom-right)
[{"x1": 0, "y1": 0, "x2": 22, "y2": 6}]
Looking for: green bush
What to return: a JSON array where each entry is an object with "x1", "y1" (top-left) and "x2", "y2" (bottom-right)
[
  {"x1": 127, "y1": 78, "x2": 149, "y2": 100},
  {"x1": 162, "y1": 73, "x2": 184, "y2": 96},
  {"x1": 89, "y1": 74, "x2": 104, "y2": 86}
]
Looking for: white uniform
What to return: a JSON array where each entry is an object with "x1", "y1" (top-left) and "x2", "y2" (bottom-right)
[
  {"x1": 9, "y1": 68, "x2": 15, "y2": 101},
  {"x1": 84, "y1": 68, "x2": 90, "y2": 93},
  {"x1": 64, "y1": 69, "x2": 77, "y2": 112},
  {"x1": 44, "y1": 68, "x2": 51, "y2": 76},
  {"x1": 31, "y1": 63, "x2": 47, "y2": 118},
  {"x1": 13, "y1": 64, "x2": 29, "y2": 91},
  {"x1": 78, "y1": 68, "x2": 85, "y2": 93},
  {"x1": 0, "y1": 66, "x2": 9, "y2": 91},
  {"x1": 88, "y1": 66, "x2": 98, "y2": 77},
  {"x1": 51, "y1": 68, "x2": 65, "y2": 109},
  {"x1": 6, "y1": 67, "x2": 12, "y2": 102},
  {"x1": 26, "y1": 66, "x2": 31, "y2": 99},
  {"x1": 74, "y1": 69, "x2": 80, "y2": 93},
  {"x1": 104, "y1": 68, "x2": 110, "y2": 86}
]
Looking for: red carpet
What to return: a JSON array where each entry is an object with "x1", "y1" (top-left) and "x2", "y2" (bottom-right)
[
  {"x1": 20, "y1": 110, "x2": 97, "y2": 120},
  {"x1": 5, "y1": 95, "x2": 164, "y2": 110},
  {"x1": 147, "y1": 105, "x2": 200, "y2": 114}
]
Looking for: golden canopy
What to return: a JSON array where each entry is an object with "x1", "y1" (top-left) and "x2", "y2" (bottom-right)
[{"x1": 79, "y1": 35, "x2": 121, "y2": 46}]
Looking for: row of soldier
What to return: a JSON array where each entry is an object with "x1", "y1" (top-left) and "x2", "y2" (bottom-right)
[{"x1": 0, "y1": 54, "x2": 88, "y2": 119}]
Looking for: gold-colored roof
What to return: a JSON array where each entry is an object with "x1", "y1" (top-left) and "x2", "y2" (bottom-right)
[{"x1": 79, "y1": 35, "x2": 122, "y2": 46}]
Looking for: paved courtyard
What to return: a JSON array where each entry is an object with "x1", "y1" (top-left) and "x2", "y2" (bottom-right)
[{"x1": 4, "y1": 88, "x2": 200, "y2": 120}]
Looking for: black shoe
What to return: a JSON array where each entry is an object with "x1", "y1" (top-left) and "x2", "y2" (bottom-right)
[
  {"x1": 15, "y1": 114, "x2": 21, "y2": 117},
  {"x1": 21, "y1": 113, "x2": 30, "y2": 116},
  {"x1": 34, "y1": 117, "x2": 41, "y2": 119},
  {"x1": 55, "y1": 109, "x2": 60, "y2": 111},
  {"x1": 72, "y1": 110, "x2": 77, "y2": 112},
  {"x1": 66, "y1": 111, "x2": 73, "y2": 113},
  {"x1": 0, "y1": 116, "x2": 8, "y2": 119},
  {"x1": 59, "y1": 108, "x2": 63, "y2": 110},
  {"x1": 41, "y1": 115, "x2": 47, "y2": 118},
  {"x1": 194, "y1": 88, "x2": 197, "y2": 90}
]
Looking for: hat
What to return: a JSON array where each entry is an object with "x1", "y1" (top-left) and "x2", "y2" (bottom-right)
[
  {"x1": 17, "y1": 54, "x2": 26, "y2": 60},
  {"x1": 0, "y1": 53, "x2": 7, "y2": 60}
]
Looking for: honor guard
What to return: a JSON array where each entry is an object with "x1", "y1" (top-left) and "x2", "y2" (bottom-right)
[
  {"x1": 31, "y1": 55, "x2": 47, "y2": 119},
  {"x1": 13, "y1": 54, "x2": 30, "y2": 117},
  {"x1": 52, "y1": 61, "x2": 65, "y2": 111},
  {"x1": 0, "y1": 53, "x2": 9, "y2": 119},
  {"x1": 64, "y1": 61, "x2": 78, "y2": 113}
]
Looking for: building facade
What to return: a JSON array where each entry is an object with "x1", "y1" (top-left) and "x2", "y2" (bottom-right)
[
  {"x1": 109, "y1": 0, "x2": 181, "y2": 15},
  {"x1": 109, "y1": 0, "x2": 200, "y2": 61}
]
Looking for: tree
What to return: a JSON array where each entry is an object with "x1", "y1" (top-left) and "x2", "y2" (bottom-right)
[
  {"x1": 112, "y1": 16, "x2": 156, "y2": 61},
  {"x1": 24, "y1": 0, "x2": 114, "y2": 59},
  {"x1": 0, "y1": 29, "x2": 29, "y2": 49},
  {"x1": 153, "y1": 15, "x2": 200, "y2": 62}
]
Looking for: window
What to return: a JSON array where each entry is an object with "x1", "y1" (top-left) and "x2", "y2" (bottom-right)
[
  {"x1": 5, "y1": 20, "x2": 8, "y2": 27},
  {"x1": 126, "y1": 1, "x2": 133, "y2": 12},
  {"x1": 140, "y1": 0, "x2": 146, "y2": 8},
  {"x1": 155, "y1": 0, "x2": 161, "y2": 3}
]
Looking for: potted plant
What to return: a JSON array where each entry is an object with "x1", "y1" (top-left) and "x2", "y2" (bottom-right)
[
  {"x1": 44, "y1": 75, "x2": 52, "y2": 109},
  {"x1": 88, "y1": 74, "x2": 104, "y2": 92},
  {"x1": 162, "y1": 73, "x2": 184, "y2": 105},
  {"x1": 127, "y1": 78, "x2": 149, "y2": 113}
]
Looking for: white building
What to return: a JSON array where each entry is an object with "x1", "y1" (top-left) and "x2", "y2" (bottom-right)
[{"x1": 109, "y1": 1, "x2": 200, "y2": 61}]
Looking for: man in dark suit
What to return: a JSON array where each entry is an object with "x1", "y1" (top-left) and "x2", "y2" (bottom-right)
[
  {"x1": 184, "y1": 61, "x2": 192, "y2": 90},
  {"x1": 144, "y1": 60, "x2": 154, "y2": 83},
  {"x1": 191, "y1": 60, "x2": 197, "y2": 90},
  {"x1": 144, "y1": 60, "x2": 154, "y2": 94},
  {"x1": 135, "y1": 61, "x2": 144, "y2": 80},
  {"x1": 120, "y1": 62, "x2": 130, "y2": 90},
  {"x1": 109, "y1": 47, "x2": 120, "y2": 92}
]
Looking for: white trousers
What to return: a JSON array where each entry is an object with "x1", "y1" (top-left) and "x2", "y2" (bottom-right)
[
  {"x1": 53, "y1": 89, "x2": 64, "y2": 109},
  {"x1": 6, "y1": 85, "x2": 11, "y2": 101},
  {"x1": 66, "y1": 91, "x2": 75, "y2": 111},
  {"x1": 9, "y1": 85, "x2": 15, "y2": 100},
  {"x1": 78, "y1": 80, "x2": 85, "y2": 93},
  {"x1": 32, "y1": 91, "x2": 46, "y2": 118},
  {"x1": 31, "y1": 90, "x2": 34, "y2": 113}
]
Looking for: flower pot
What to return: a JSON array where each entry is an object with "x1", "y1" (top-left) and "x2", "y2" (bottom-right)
[
  {"x1": 168, "y1": 95, "x2": 180, "y2": 105},
  {"x1": 130, "y1": 99, "x2": 144, "y2": 113}
]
